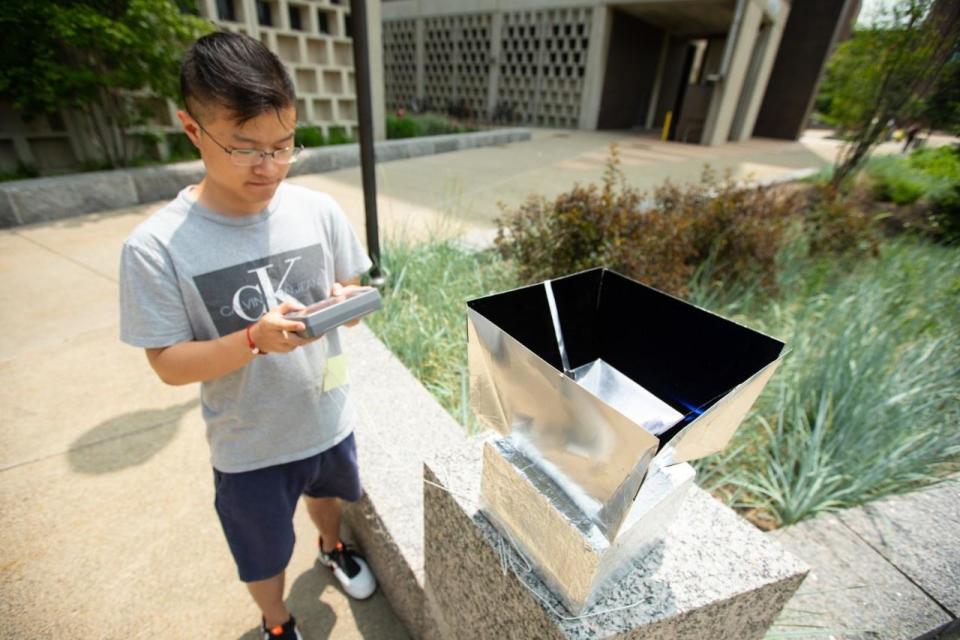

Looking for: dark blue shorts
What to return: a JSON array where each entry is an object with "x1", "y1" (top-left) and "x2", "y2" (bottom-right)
[{"x1": 213, "y1": 432, "x2": 362, "y2": 582}]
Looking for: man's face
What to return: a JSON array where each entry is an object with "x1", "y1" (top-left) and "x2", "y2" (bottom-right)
[{"x1": 179, "y1": 104, "x2": 297, "y2": 205}]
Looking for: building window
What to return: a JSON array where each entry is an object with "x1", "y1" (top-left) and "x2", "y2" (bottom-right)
[
  {"x1": 288, "y1": 5, "x2": 303, "y2": 31},
  {"x1": 344, "y1": 14, "x2": 353, "y2": 38},
  {"x1": 256, "y1": 1, "x2": 272, "y2": 26},
  {"x1": 317, "y1": 10, "x2": 329, "y2": 34},
  {"x1": 216, "y1": 0, "x2": 237, "y2": 22}
]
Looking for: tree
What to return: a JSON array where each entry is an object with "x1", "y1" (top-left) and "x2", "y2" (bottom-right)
[
  {"x1": 823, "y1": 0, "x2": 960, "y2": 186},
  {"x1": 0, "y1": 0, "x2": 214, "y2": 168},
  {"x1": 924, "y1": 51, "x2": 960, "y2": 136}
]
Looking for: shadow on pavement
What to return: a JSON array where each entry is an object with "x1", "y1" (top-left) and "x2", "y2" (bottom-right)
[
  {"x1": 236, "y1": 559, "x2": 409, "y2": 640},
  {"x1": 235, "y1": 564, "x2": 341, "y2": 640},
  {"x1": 68, "y1": 398, "x2": 199, "y2": 474}
]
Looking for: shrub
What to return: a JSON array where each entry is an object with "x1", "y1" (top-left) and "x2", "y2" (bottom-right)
[
  {"x1": 413, "y1": 113, "x2": 466, "y2": 136},
  {"x1": 803, "y1": 184, "x2": 880, "y2": 257},
  {"x1": 0, "y1": 163, "x2": 39, "y2": 182},
  {"x1": 386, "y1": 112, "x2": 470, "y2": 139},
  {"x1": 866, "y1": 145, "x2": 960, "y2": 205},
  {"x1": 495, "y1": 147, "x2": 798, "y2": 297},
  {"x1": 295, "y1": 126, "x2": 324, "y2": 148},
  {"x1": 909, "y1": 145, "x2": 960, "y2": 182},
  {"x1": 929, "y1": 184, "x2": 960, "y2": 244},
  {"x1": 165, "y1": 132, "x2": 200, "y2": 163},
  {"x1": 386, "y1": 114, "x2": 417, "y2": 139},
  {"x1": 327, "y1": 126, "x2": 352, "y2": 145}
]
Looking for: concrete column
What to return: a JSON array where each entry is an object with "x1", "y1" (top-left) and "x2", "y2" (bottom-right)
[
  {"x1": 644, "y1": 32, "x2": 670, "y2": 130},
  {"x1": 10, "y1": 136, "x2": 36, "y2": 168},
  {"x1": 198, "y1": 0, "x2": 217, "y2": 20},
  {"x1": 578, "y1": 6, "x2": 612, "y2": 130},
  {"x1": 701, "y1": 0, "x2": 763, "y2": 146},
  {"x1": 277, "y1": 0, "x2": 290, "y2": 31},
  {"x1": 367, "y1": 0, "x2": 387, "y2": 141},
  {"x1": 239, "y1": 0, "x2": 258, "y2": 36},
  {"x1": 486, "y1": 11, "x2": 503, "y2": 120},
  {"x1": 415, "y1": 18, "x2": 425, "y2": 102},
  {"x1": 730, "y1": 1, "x2": 791, "y2": 141}
]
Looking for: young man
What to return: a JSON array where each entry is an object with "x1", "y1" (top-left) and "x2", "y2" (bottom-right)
[{"x1": 118, "y1": 32, "x2": 376, "y2": 640}]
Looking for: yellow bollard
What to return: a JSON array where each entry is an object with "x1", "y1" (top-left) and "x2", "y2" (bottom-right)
[{"x1": 661, "y1": 111, "x2": 672, "y2": 141}]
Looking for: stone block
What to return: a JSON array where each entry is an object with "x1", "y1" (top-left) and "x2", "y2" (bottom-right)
[
  {"x1": 2, "y1": 170, "x2": 138, "y2": 226},
  {"x1": 433, "y1": 138, "x2": 459, "y2": 154},
  {"x1": 329, "y1": 145, "x2": 361, "y2": 170},
  {"x1": 404, "y1": 140, "x2": 436, "y2": 159},
  {"x1": 289, "y1": 148, "x2": 336, "y2": 176},
  {"x1": 338, "y1": 323, "x2": 806, "y2": 640},
  {"x1": 374, "y1": 141, "x2": 407, "y2": 163},
  {"x1": 129, "y1": 161, "x2": 205, "y2": 203},
  {"x1": 339, "y1": 323, "x2": 472, "y2": 639},
  {"x1": 425, "y1": 460, "x2": 808, "y2": 640}
]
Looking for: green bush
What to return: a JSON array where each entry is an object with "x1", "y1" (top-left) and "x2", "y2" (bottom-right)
[
  {"x1": 385, "y1": 112, "x2": 472, "y2": 140},
  {"x1": 866, "y1": 146, "x2": 960, "y2": 205},
  {"x1": 0, "y1": 163, "x2": 39, "y2": 182},
  {"x1": 413, "y1": 113, "x2": 466, "y2": 136},
  {"x1": 295, "y1": 126, "x2": 325, "y2": 148},
  {"x1": 386, "y1": 114, "x2": 417, "y2": 139},
  {"x1": 929, "y1": 184, "x2": 960, "y2": 244},
  {"x1": 909, "y1": 145, "x2": 960, "y2": 182},
  {"x1": 495, "y1": 148, "x2": 798, "y2": 297},
  {"x1": 803, "y1": 184, "x2": 880, "y2": 257},
  {"x1": 326, "y1": 126, "x2": 352, "y2": 145},
  {"x1": 165, "y1": 132, "x2": 200, "y2": 163}
]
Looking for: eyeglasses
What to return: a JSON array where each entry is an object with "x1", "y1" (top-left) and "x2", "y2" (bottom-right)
[{"x1": 192, "y1": 118, "x2": 303, "y2": 167}]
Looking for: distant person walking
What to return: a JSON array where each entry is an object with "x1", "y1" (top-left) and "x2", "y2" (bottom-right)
[{"x1": 903, "y1": 122, "x2": 922, "y2": 153}]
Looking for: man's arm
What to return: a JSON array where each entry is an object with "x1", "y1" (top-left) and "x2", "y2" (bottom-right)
[
  {"x1": 145, "y1": 278, "x2": 364, "y2": 386},
  {"x1": 145, "y1": 300, "x2": 314, "y2": 386}
]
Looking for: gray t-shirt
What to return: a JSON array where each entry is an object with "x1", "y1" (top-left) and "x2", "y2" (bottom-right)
[{"x1": 119, "y1": 182, "x2": 372, "y2": 473}]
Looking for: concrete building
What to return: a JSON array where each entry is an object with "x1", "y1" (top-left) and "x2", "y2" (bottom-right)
[
  {"x1": 381, "y1": 0, "x2": 859, "y2": 145},
  {"x1": 0, "y1": 0, "x2": 386, "y2": 175}
]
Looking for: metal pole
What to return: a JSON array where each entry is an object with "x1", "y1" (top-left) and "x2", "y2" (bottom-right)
[{"x1": 350, "y1": 0, "x2": 385, "y2": 286}]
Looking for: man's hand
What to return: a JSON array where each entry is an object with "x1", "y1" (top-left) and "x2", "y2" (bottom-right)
[
  {"x1": 331, "y1": 281, "x2": 372, "y2": 328},
  {"x1": 251, "y1": 300, "x2": 322, "y2": 353}
]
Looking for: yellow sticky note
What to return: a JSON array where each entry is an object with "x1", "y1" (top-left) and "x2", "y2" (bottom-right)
[{"x1": 322, "y1": 354, "x2": 349, "y2": 392}]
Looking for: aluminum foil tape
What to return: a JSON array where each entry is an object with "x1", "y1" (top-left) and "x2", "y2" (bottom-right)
[
  {"x1": 467, "y1": 268, "x2": 785, "y2": 541},
  {"x1": 480, "y1": 436, "x2": 696, "y2": 614}
]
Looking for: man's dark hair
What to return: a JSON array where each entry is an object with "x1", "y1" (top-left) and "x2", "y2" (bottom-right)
[{"x1": 180, "y1": 31, "x2": 296, "y2": 124}]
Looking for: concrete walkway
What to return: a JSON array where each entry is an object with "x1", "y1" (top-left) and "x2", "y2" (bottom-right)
[
  {"x1": 0, "y1": 218, "x2": 409, "y2": 637},
  {"x1": 766, "y1": 481, "x2": 960, "y2": 640},
  {"x1": 287, "y1": 127, "x2": 854, "y2": 243},
  {"x1": 0, "y1": 128, "x2": 952, "y2": 639}
]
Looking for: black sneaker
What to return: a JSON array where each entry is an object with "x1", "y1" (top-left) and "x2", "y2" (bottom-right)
[
  {"x1": 261, "y1": 614, "x2": 303, "y2": 640},
  {"x1": 318, "y1": 538, "x2": 377, "y2": 600}
]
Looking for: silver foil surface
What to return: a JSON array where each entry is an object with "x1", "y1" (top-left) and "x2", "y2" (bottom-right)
[{"x1": 467, "y1": 268, "x2": 785, "y2": 541}]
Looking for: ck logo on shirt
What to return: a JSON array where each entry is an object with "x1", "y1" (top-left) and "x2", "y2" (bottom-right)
[{"x1": 193, "y1": 244, "x2": 328, "y2": 336}]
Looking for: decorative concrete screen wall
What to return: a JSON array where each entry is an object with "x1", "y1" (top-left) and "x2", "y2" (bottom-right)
[
  {"x1": 383, "y1": 18, "x2": 418, "y2": 113},
  {"x1": 424, "y1": 14, "x2": 492, "y2": 120},
  {"x1": 384, "y1": 7, "x2": 592, "y2": 128},
  {"x1": 499, "y1": 8, "x2": 591, "y2": 127}
]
